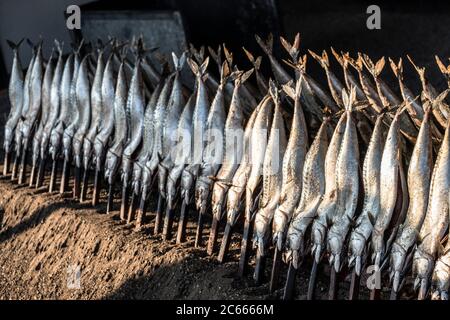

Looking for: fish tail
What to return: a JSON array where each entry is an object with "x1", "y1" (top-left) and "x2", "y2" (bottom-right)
[
  {"x1": 207, "y1": 45, "x2": 222, "y2": 69},
  {"x1": 435, "y1": 55, "x2": 450, "y2": 77},
  {"x1": 407, "y1": 55, "x2": 426, "y2": 78},
  {"x1": 242, "y1": 47, "x2": 262, "y2": 71},
  {"x1": 255, "y1": 33, "x2": 273, "y2": 56},
  {"x1": 330, "y1": 47, "x2": 344, "y2": 67},
  {"x1": 187, "y1": 56, "x2": 209, "y2": 79},
  {"x1": 280, "y1": 33, "x2": 300, "y2": 60},
  {"x1": 6, "y1": 38, "x2": 24, "y2": 51},
  {"x1": 308, "y1": 49, "x2": 329, "y2": 69},
  {"x1": 268, "y1": 79, "x2": 280, "y2": 104}
]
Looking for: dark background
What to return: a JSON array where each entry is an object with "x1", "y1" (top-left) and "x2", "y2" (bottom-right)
[{"x1": 1, "y1": 0, "x2": 450, "y2": 93}]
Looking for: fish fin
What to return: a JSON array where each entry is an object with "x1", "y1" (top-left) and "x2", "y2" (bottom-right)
[
  {"x1": 6, "y1": 38, "x2": 24, "y2": 50},
  {"x1": 255, "y1": 33, "x2": 273, "y2": 56},
  {"x1": 344, "y1": 53, "x2": 361, "y2": 71},
  {"x1": 189, "y1": 44, "x2": 205, "y2": 64}
]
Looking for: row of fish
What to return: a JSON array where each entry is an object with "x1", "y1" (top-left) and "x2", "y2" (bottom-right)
[{"x1": 2, "y1": 34, "x2": 449, "y2": 300}]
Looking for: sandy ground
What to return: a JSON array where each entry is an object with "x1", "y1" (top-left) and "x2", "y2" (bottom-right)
[{"x1": 0, "y1": 163, "x2": 417, "y2": 300}]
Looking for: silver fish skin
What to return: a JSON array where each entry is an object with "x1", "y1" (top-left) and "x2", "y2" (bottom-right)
[
  {"x1": 105, "y1": 60, "x2": 128, "y2": 184},
  {"x1": 194, "y1": 62, "x2": 229, "y2": 214},
  {"x1": 82, "y1": 50, "x2": 105, "y2": 170},
  {"x1": 244, "y1": 94, "x2": 274, "y2": 224},
  {"x1": 210, "y1": 71, "x2": 251, "y2": 221},
  {"x1": 180, "y1": 57, "x2": 210, "y2": 204},
  {"x1": 92, "y1": 52, "x2": 116, "y2": 169},
  {"x1": 413, "y1": 119, "x2": 450, "y2": 298},
  {"x1": 166, "y1": 94, "x2": 196, "y2": 209},
  {"x1": 390, "y1": 104, "x2": 433, "y2": 291},
  {"x1": 130, "y1": 82, "x2": 161, "y2": 195},
  {"x1": 49, "y1": 53, "x2": 74, "y2": 160},
  {"x1": 284, "y1": 117, "x2": 329, "y2": 268},
  {"x1": 4, "y1": 39, "x2": 24, "y2": 154},
  {"x1": 431, "y1": 243, "x2": 450, "y2": 300},
  {"x1": 272, "y1": 78, "x2": 308, "y2": 250},
  {"x1": 21, "y1": 43, "x2": 43, "y2": 147},
  {"x1": 225, "y1": 96, "x2": 266, "y2": 226},
  {"x1": 327, "y1": 88, "x2": 360, "y2": 272},
  {"x1": 253, "y1": 83, "x2": 288, "y2": 256},
  {"x1": 31, "y1": 51, "x2": 54, "y2": 166},
  {"x1": 121, "y1": 57, "x2": 145, "y2": 185},
  {"x1": 158, "y1": 53, "x2": 187, "y2": 198},
  {"x1": 348, "y1": 113, "x2": 385, "y2": 276},
  {"x1": 309, "y1": 111, "x2": 347, "y2": 264},
  {"x1": 41, "y1": 41, "x2": 64, "y2": 159},
  {"x1": 62, "y1": 48, "x2": 82, "y2": 161},
  {"x1": 72, "y1": 55, "x2": 92, "y2": 168},
  {"x1": 371, "y1": 107, "x2": 405, "y2": 267}
]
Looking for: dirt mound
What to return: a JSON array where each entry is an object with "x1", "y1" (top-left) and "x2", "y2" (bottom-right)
[{"x1": 0, "y1": 174, "x2": 414, "y2": 300}]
